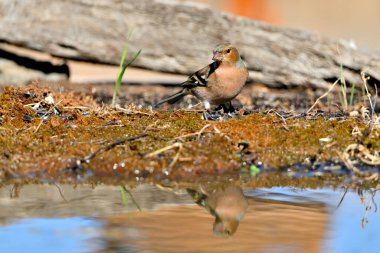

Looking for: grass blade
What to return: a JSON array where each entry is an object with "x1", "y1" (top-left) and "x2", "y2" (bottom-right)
[
  {"x1": 120, "y1": 185, "x2": 129, "y2": 208},
  {"x1": 118, "y1": 29, "x2": 134, "y2": 69},
  {"x1": 112, "y1": 44, "x2": 130, "y2": 106},
  {"x1": 349, "y1": 83, "x2": 356, "y2": 107},
  {"x1": 115, "y1": 49, "x2": 142, "y2": 98},
  {"x1": 340, "y1": 63, "x2": 348, "y2": 111},
  {"x1": 120, "y1": 185, "x2": 142, "y2": 211},
  {"x1": 119, "y1": 43, "x2": 129, "y2": 69},
  {"x1": 111, "y1": 29, "x2": 142, "y2": 107},
  {"x1": 125, "y1": 49, "x2": 142, "y2": 68}
]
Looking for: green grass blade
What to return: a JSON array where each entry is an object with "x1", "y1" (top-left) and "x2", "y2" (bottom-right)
[
  {"x1": 112, "y1": 43, "x2": 130, "y2": 106},
  {"x1": 111, "y1": 28, "x2": 137, "y2": 106},
  {"x1": 111, "y1": 37, "x2": 142, "y2": 106},
  {"x1": 119, "y1": 43, "x2": 129, "y2": 68},
  {"x1": 115, "y1": 49, "x2": 142, "y2": 92},
  {"x1": 349, "y1": 83, "x2": 356, "y2": 107},
  {"x1": 127, "y1": 28, "x2": 134, "y2": 40},
  {"x1": 119, "y1": 29, "x2": 134, "y2": 68},
  {"x1": 111, "y1": 27, "x2": 141, "y2": 107},
  {"x1": 338, "y1": 90, "x2": 344, "y2": 110},
  {"x1": 120, "y1": 185, "x2": 142, "y2": 211},
  {"x1": 339, "y1": 63, "x2": 348, "y2": 110},
  {"x1": 125, "y1": 49, "x2": 142, "y2": 68},
  {"x1": 120, "y1": 185, "x2": 129, "y2": 208}
]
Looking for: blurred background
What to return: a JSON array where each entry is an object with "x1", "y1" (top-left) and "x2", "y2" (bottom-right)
[
  {"x1": 1, "y1": 0, "x2": 379, "y2": 85},
  {"x1": 198, "y1": 0, "x2": 380, "y2": 51}
]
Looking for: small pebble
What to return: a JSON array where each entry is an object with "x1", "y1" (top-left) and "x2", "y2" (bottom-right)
[{"x1": 22, "y1": 114, "x2": 33, "y2": 122}]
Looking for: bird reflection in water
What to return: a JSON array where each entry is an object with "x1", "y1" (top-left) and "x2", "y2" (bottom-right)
[{"x1": 187, "y1": 185, "x2": 248, "y2": 237}]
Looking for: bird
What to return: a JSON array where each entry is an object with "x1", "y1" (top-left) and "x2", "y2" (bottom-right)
[
  {"x1": 154, "y1": 44, "x2": 249, "y2": 119},
  {"x1": 187, "y1": 185, "x2": 248, "y2": 237}
]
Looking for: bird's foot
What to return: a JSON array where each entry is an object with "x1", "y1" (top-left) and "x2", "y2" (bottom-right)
[
  {"x1": 202, "y1": 110, "x2": 240, "y2": 121},
  {"x1": 225, "y1": 112, "x2": 240, "y2": 119},
  {"x1": 202, "y1": 111, "x2": 209, "y2": 120},
  {"x1": 202, "y1": 111, "x2": 221, "y2": 121},
  {"x1": 215, "y1": 103, "x2": 240, "y2": 119}
]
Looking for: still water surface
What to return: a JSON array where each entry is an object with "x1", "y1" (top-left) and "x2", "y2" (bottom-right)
[{"x1": 0, "y1": 184, "x2": 379, "y2": 253}]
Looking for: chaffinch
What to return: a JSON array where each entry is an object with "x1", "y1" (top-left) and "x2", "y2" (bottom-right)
[
  {"x1": 187, "y1": 185, "x2": 248, "y2": 237},
  {"x1": 155, "y1": 44, "x2": 249, "y2": 118}
]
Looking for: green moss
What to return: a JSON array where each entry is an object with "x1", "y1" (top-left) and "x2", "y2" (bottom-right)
[
  {"x1": 0, "y1": 86, "x2": 379, "y2": 185},
  {"x1": 216, "y1": 114, "x2": 378, "y2": 167}
]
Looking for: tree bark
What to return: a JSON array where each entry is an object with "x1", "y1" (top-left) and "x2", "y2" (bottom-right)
[{"x1": 0, "y1": 0, "x2": 379, "y2": 88}]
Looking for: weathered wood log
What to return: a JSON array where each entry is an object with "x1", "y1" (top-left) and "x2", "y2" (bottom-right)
[
  {"x1": 0, "y1": 47, "x2": 69, "y2": 85},
  {"x1": 0, "y1": 0, "x2": 379, "y2": 88}
]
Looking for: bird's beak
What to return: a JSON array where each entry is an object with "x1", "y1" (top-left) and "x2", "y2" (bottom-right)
[{"x1": 212, "y1": 52, "x2": 223, "y2": 62}]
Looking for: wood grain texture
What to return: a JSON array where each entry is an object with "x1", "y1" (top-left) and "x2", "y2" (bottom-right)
[{"x1": 1, "y1": 0, "x2": 379, "y2": 88}]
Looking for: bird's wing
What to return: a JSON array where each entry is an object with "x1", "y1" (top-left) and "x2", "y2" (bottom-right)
[{"x1": 181, "y1": 61, "x2": 219, "y2": 88}]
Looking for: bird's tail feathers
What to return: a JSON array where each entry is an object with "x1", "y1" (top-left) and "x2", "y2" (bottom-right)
[{"x1": 154, "y1": 88, "x2": 189, "y2": 108}]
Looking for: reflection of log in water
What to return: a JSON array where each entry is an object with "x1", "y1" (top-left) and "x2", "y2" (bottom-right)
[
  {"x1": 0, "y1": 183, "x2": 328, "y2": 252},
  {"x1": 0, "y1": 184, "x2": 194, "y2": 220}
]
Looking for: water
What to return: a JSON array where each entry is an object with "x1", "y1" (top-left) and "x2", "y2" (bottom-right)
[{"x1": 0, "y1": 183, "x2": 379, "y2": 253}]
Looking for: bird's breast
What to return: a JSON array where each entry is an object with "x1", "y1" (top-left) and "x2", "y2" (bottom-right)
[
  {"x1": 209, "y1": 66, "x2": 248, "y2": 103},
  {"x1": 192, "y1": 65, "x2": 248, "y2": 105}
]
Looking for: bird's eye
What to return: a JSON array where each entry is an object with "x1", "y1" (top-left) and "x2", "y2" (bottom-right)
[{"x1": 226, "y1": 49, "x2": 231, "y2": 53}]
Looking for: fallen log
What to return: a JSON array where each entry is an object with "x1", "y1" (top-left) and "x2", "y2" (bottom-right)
[{"x1": 0, "y1": 0, "x2": 379, "y2": 88}]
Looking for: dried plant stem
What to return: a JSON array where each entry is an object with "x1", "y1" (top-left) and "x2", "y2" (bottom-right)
[
  {"x1": 84, "y1": 133, "x2": 148, "y2": 162},
  {"x1": 145, "y1": 142, "x2": 183, "y2": 158},
  {"x1": 360, "y1": 71, "x2": 378, "y2": 144},
  {"x1": 307, "y1": 79, "x2": 339, "y2": 114},
  {"x1": 174, "y1": 124, "x2": 212, "y2": 140},
  {"x1": 66, "y1": 133, "x2": 148, "y2": 171},
  {"x1": 145, "y1": 123, "x2": 228, "y2": 170}
]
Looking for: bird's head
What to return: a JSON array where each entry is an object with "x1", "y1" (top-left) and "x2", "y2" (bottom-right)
[{"x1": 212, "y1": 44, "x2": 241, "y2": 65}]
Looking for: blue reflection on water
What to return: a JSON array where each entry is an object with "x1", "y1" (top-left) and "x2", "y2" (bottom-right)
[
  {"x1": 1, "y1": 187, "x2": 380, "y2": 253},
  {"x1": 0, "y1": 217, "x2": 101, "y2": 253},
  {"x1": 247, "y1": 187, "x2": 380, "y2": 253},
  {"x1": 328, "y1": 192, "x2": 380, "y2": 253}
]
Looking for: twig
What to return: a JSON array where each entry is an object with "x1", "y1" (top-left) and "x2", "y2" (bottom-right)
[
  {"x1": 345, "y1": 144, "x2": 380, "y2": 166},
  {"x1": 360, "y1": 71, "x2": 377, "y2": 144},
  {"x1": 306, "y1": 79, "x2": 339, "y2": 114},
  {"x1": 168, "y1": 144, "x2": 183, "y2": 169},
  {"x1": 337, "y1": 151, "x2": 368, "y2": 177},
  {"x1": 361, "y1": 71, "x2": 376, "y2": 117},
  {"x1": 115, "y1": 105, "x2": 153, "y2": 116},
  {"x1": 145, "y1": 124, "x2": 212, "y2": 170},
  {"x1": 213, "y1": 125, "x2": 231, "y2": 141},
  {"x1": 274, "y1": 112, "x2": 290, "y2": 131},
  {"x1": 145, "y1": 142, "x2": 182, "y2": 158},
  {"x1": 10, "y1": 183, "x2": 20, "y2": 198},
  {"x1": 371, "y1": 190, "x2": 378, "y2": 212},
  {"x1": 66, "y1": 133, "x2": 148, "y2": 170},
  {"x1": 63, "y1": 106, "x2": 89, "y2": 110},
  {"x1": 84, "y1": 133, "x2": 148, "y2": 162},
  {"x1": 34, "y1": 118, "x2": 44, "y2": 133},
  {"x1": 54, "y1": 182, "x2": 68, "y2": 202},
  {"x1": 174, "y1": 124, "x2": 211, "y2": 140},
  {"x1": 31, "y1": 98, "x2": 64, "y2": 133},
  {"x1": 197, "y1": 124, "x2": 212, "y2": 139},
  {"x1": 144, "y1": 142, "x2": 183, "y2": 170},
  {"x1": 337, "y1": 186, "x2": 349, "y2": 208},
  {"x1": 145, "y1": 123, "x2": 229, "y2": 170}
]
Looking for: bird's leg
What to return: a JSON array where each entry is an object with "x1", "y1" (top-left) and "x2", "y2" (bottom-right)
[
  {"x1": 215, "y1": 104, "x2": 223, "y2": 111},
  {"x1": 221, "y1": 101, "x2": 236, "y2": 114},
  {"x1": 202, "y1": 101, "x2": 211, "y2": 120}
]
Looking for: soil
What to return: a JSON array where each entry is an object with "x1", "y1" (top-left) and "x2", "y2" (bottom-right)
[{"x1": 0, "y1": 82, "x2": 379, "y2": 187}]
